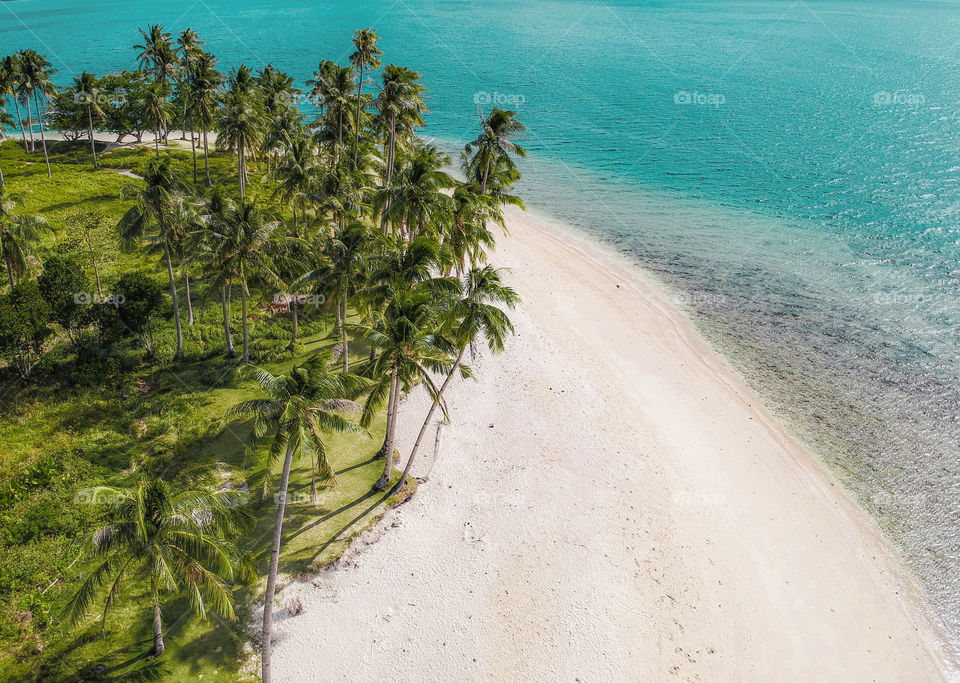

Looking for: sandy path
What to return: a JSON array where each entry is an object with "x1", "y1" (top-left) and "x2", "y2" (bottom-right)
[{"x1": 270, "y1": 209, "x2": 954, "y2": 682}]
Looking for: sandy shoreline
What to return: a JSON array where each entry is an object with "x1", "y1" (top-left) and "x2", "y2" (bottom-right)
[{"x1": 269, "y1": 208, "x2": 955, "y2": 681}]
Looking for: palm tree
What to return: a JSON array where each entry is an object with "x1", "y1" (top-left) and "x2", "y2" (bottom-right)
[
  {"x1": 375, "y1": 65, "x2": 427, "y2": 187},
  {"x1": 72, "y1": 72, "x2": 105, "y2": 167},
  {"x1": 394, "y1": 266, "x2": 518, "y2": 492},
  {"x1": 0, "y1": 55, "x2": 28, "y2": 152},
  {"x1": 210, "y1": 198, "x2": 284, "y2": 362},
  {"x1": 117, "y1": 157, "x2": 188, "y2": 359},
  {"x1": 140, "y1": 82, "x2": 174, "y2": 158},
  {"x1": 0, "y1": 110, "x2": 15, "y2": 183},
  {"x1": 376, "y1": 144, "x2": 455, "y2": 238},
  {"x1": 295, "y1": 221, "x2": 374, "y2": 372},
  {"x1": 308, "y1": 63, "x2": 355, "y2": 163},
  {"x1": 136, "y1": 21, "x2": 178, "y2": 142},
  {"x1": 176, "y1": 28, "x2": 204, "y2": 141},
  {"x1": 271, "y1": 132, "x2": 315, "y2": 235},
  {"x1": 356, "y1": 289, "x2": 450, "y2": 490},
  {"x1": 0, "y1": 180, "x2": 50, "y2": 290},
  {"x1": 349, "y1": 28, "x2": 382, "y2": 165},
  {"x1": 194, "y1": 188, "x2": 239, "y2": 356},
  {"x1": 218, "y1": 66, "x2": 264, "y2": 198},
  {"x1": 228, "y1": 353, "x2": 368, "y2": 683},
  {"x1": 189, "y1": 52, "x2": 223, "y2": 187},
  {"x1": 18, "y1": 50, "x2": 56, "y2": 178},
  {"x1": 60, "y1": 477, "x2": 252, "y2": 658},
  {"x1": 447, "y1": 184, "x2": 501, "y2": 274},
  {"x1": 464, "y1": 108, "x2": 527, "y2": 194}
]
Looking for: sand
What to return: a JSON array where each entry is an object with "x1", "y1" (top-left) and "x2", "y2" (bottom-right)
[{"x1": 268, "y1": 208, "x2": 955, "y2": 682}]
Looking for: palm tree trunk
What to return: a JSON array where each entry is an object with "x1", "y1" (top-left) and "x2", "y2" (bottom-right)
[
  {"x1": 154, "y1": 129, "x2": 161, "y2": 158},
  {"x1": 184, "y1": 271, "x2": 194, "y2": 325},
  {"x1": 375, "y1": 362, "x2": 400, "y2": 489},
  {"x1": 221, "y1": 285, "x2": 237, "y2": 358},
  {"x1": 289, "y1": 295, "x2": 298, "y2": 350},
  {"x1": 353, "y1": 64, "x2": 364, "y2": 166},
  {"x1": 202, "y1": 123, "x2": 212, "y2": 187},
  {"x1": 240, "y1": 276, "x2": 250, "y2": 363},
  {"x1": 26, "y1": 106, "x2": 35, "y2": 152},
  {"x1": 190, "y1": 117, "x2": 198, "y2": 183},
  {"x1": 33, "y1": 93, "x2": 51, "y2": 178},
  {"x1": 261, "y1": 442, "x2": 295, "y2": 683},
  {"x1": 164, "y1": 245, "x2": 184, "y2": 360},
  {"x1": 12, "y1": 99, "x2": 27, "y2": 152},
  {"x1": 237, "y1": 144, "x2": 245, "y2": 198},
  {"x1": 87, "y1": 106, "x2": 98, "y2": 167},
  {"x1": 341, "y1": 292, "x2": 349, "y2": 373},
  {"x1": 481, "y1": 158, "x2": 491, "y2": 195},
  {"x1": 392, "y1": 345, "x2": 466, "y2": 493},
  {"x1": 149, "y1": 581, "x2": 165, "y2": 657}
]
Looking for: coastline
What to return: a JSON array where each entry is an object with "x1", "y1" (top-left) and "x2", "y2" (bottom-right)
[{"x1": 266, "y1": 206, "x2": 955, "y2": 681}]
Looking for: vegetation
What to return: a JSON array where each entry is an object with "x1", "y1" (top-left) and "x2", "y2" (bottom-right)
[{"x1": 0, "y1": 23, "x2": 524, "y2": 681}]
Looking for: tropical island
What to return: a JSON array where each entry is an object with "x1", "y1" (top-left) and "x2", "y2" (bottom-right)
[
  {"x1": 0, "y1": 19, "x2": 955, "y2": 683},
  {"x1": 0, "y1": 26, "x2": 524, "y2": 681}
]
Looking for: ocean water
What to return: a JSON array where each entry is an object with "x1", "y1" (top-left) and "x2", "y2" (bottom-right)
[{"x1": 3, "y1": 0, "x2": 960, "y2": 657}]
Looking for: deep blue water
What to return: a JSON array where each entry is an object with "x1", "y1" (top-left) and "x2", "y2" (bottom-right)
[{"x1": 3, "y1": 0, "x2": 960, "y2": 656}]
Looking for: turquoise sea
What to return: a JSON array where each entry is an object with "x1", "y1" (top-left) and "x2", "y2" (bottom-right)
[{"x1": 3, "y1": 0, "x2": 959, "y2": 656}]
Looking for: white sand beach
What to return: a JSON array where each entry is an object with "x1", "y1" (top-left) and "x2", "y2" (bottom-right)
[{"x1": 268, "y1": 208, "x2": 954, "y2": 681}]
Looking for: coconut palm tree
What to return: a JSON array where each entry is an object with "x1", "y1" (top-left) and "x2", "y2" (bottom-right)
[
  {"x1": 294, "y1": 221, "x2": 375, "y2": 372},
  {"x1": 0, "y1": 55, "x2": 28, "y2": 152},
  {"x1": 355, "y1": 289, "x2": 450, "y2": 490},
  {"x1": 189, "y1": 52, "x2": 223, "y2": 187},
  {"x1": 393, "y1": 266, "x2": 519, "y2": 491},
  {"x1": 117, "y1": 157, "x2": 188, "y2": 359},
  {"x1": 18, "y1": 49, "x2": 56, "y2": 178},
  {"x1": 193, "y1": 187, "x2": 239, "y2": 356},
  {"x1": 376, "y1": 144, "x2": 455, "y2": 238},
  {"x1": 0, "y1": 110, "x2": 15, "y2": 183},
  {"x1": 210, "y1": 198, "x2": 284, "y2": 362},
  {"x1": 308, "y1": 63, "x2": 355, "y2": 163},
  {"x1": 464, "y1": 108, "x2": 527, "y2": 194},
  {"x1": 271, "y1": 132, "x2": 315, "y2": 235},
  {"x1": 60, "y1": 477, "x2": 252, "y2": 658},
  {"x1": 72, "y1": 72, "x2": 105, "y2": 167},
  {"x1": 0, "y1": 180, "x2": 50, "y2": 290},
  {"x1": 375, "y1": 65, "x2": 427, "y2": 187},
  {"x1": 349, "y1": 28, "x2": 382, "y2": 165},
  {"x1": 176, "y1": 28, "x2": 204, "y2": 142},
  {"x1": 228, "y1": 353, "x2": 368, "y2": 683},
  {"x1": 136, "y1": 24, "x2": 177, "y2": 86},
  {"x1": 140, "y1": 82, "x2": 174, "y2": 158},
  {"x1": 218, "y1": 66, "x2": 264, "y2": 198}
]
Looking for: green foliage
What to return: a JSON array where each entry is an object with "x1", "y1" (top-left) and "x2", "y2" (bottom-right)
[
  {"x1": 37, "y1": 252, "x2": 88, "y2": 339},
  {"x1": 0, "y1": 279, "x2": 52, "y2": 378}
]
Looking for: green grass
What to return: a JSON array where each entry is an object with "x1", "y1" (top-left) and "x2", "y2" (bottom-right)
[{"x1": 0, "y1": 140, "x2": 414, "y2": 681}]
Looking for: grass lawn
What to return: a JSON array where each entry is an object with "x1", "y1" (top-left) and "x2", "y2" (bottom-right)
[{"x1": 0, "y1": 140, "x2": 414, "y2": 681}]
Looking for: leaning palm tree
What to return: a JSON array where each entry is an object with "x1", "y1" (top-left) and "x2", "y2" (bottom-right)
[
  {"x1": 393, "y1": 266, "x2": 519, "y2": 492},
  {"x1": 0, "y1": 180, "x2": 50, "y2": 290},
  {"x1": 60, "y1": 477, "x2": 252, "y2": 658},
  {"x1": 355, "y1": 288, "x2": 451, "y2": 490},
  {"x1": 17, "y1": 49, "x2": 56, "y2": 178},
  {"x1": 72, "y1": 72, "x2": 105, "y2": 167},
  {"x1": 349, "y1": 28, "x2": 382, "y2": 165},
  {"x1": 228, "y1": 353, "x2": 368, "y2": 683},
  {"x1": 464, "y1": 107, "x2": 527, "y2": 194},
  {"x1": 118, "y1": 157, "x2": 188, "y2": 359},
  {"x1": 176, "y1": 28, "x2": 205, "y2": 141},
  {"x1": 375, "y1": 65, "x2": 427, "y2": 187}
]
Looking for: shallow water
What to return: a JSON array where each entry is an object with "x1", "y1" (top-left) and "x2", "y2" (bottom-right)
[{"x1": 3, "y1": 0, "x2": 959, "y2": 658}]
